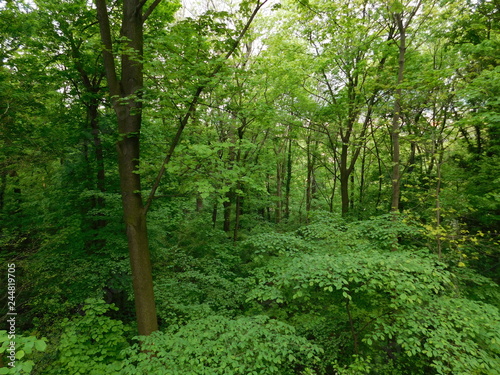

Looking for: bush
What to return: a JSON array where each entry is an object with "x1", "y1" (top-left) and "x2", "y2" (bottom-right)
[
  {"x1": 121, "y1": 315, "x2": 322, "y2": 374},
  {"x1": 46, "y1": 298, "x2": 129, "y2": 375}
]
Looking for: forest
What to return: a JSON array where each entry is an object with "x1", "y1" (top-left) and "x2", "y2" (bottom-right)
[{"x1": 0, "y1": 0, "x2": 499, "y2": 373}]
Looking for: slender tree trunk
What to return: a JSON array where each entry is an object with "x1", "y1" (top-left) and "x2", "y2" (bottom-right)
[
  {"x1": 390, "y1": 13, "x2": 405, "y2": 213},
  {"x1": 359, "y1": 145, "x2": 366, "y2": 206},
  {"x1": 89, "y1": 99, "x2": 107, "y2": 230},
  {"x1": 285, "y1": 137, "x2": 292, "y2": 220},
  {"x1": 223, "y1": 190, "x2": 232, "y2": 232},
  {"x1": 350, "y1": 173, "x2": 355, "y2": 211},
  {"x1": 340, "y1": 143, "x2": 350, "y2": 216},
  {"x1": 436, "y1": 159, "x2": 442, "y2": 259},
  {"x1": 0, "y1": 170, "x2": 6, "y2": 212},
  {"x1": 212, "y1": 203, "x2": 218, "y2": 228},
  {"x1": 266, "y1": 175, "x2": 272, "y2": 220},
  {"x1": 276, "y1": 159, "x2": 283, "y2": 223},
  {"x1": 371, "y1": 128, "x2": 383, "y2": 210},
  {"x1": 233, "y1": 188, "x2": 241, "y2": 242},
  {"x1": 196, "y1": 196, "x2": 203, "y2": 212},
  {"x1": 306, "y1": 134, "x2": 316, "y2": 215},
  {"x1": 330, "y1": 174, "x2": 336, "y2": 213}
]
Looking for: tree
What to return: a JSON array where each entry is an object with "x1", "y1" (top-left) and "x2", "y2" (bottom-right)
[{"x1": 95, "y1": 0, "x2": 268, "y2": 335}]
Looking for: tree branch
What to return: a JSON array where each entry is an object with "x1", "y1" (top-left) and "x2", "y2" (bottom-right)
[
  {"x1": 95, "y1": 0, "x2": 120, "y2": 99},
  {"x1": 144, "y1": 86, "x2": 203, "y2": 214},
  {"x1": 142, "y1": 0, "x2": 162, "y2": 23},
  {"x1": 143, "y1": 0, "x2": 268, "y2": 214}
]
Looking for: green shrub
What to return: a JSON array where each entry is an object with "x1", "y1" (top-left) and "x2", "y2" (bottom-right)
[
  {"x1": 249, "y1": 248, "x2": 500, "y2": 374},
  {"x1": 0, "y1": 331, "x2": 47, "y2": 374},
  {"x1": 46, "y1": 298, "x2": 129, "y2": 375},
  {"x1": 121, "y1": 315, "x2": 322, "y2": 374}
]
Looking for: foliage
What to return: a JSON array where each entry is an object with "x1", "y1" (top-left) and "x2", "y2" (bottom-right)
[
  {"x1": 1, "y1": 0, "x2": 500, "y2": 373},
  {"x1": 153, "y1": 231, "x2": 248, "y2": 326},
  {"x1": 45, "y1": 299, "x2": 129, "y2": 375},
  {"x1": 248, "y1": 229, "x2": 500, "y2": 373},
  {"x1": 121, "y1": 315, "x2": 322, "y2": 375},
  {"x1": 0, "y1": 331, "x2": 47, "y2": 374}
]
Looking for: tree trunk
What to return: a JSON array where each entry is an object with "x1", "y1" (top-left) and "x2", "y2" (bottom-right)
[
  {"x1": 196, "y1": 196, "x2": 203, "y2": 212},
  {"x1": 223, "y1": 190, "x2": 232, "y2": 232},
  {"x1": 89, "y1": 99, "x2": 106, "y2": 213},
  {"x1": 350, "y1": 173, "x2": 355, "y2": 211},
  {"x1": 359, "y1": 145, "x2": 366, "y2": 206},
  {"x1": 96, "y1": 0, "x2": 158, "y2": 336},
  {"x1": 0, "y1": 171, "x2": 6, "y2": 212},
  {"x1": 306, "y1": 134, "x2": 316, "y2": 215},
  {"x1": 285, "y1": 137, "x2": 292, "y2": 220},
  {"x1": 212, "y1": 203, "x2": 218, "y2": 228},
  {"x1": 340, "y1": 143, "x2": 349, "y2": 216},
  {"x1": 89, "y1": 99, "x2": 107, "y2": 229},
  {"x1": 95, "y1": 0, "x2": 266, "y2": 336},
  {"x1": 276, "y1": 159, "x2": 283, "y2": 223},
  {"x1": 390, "y1": 13, "x2": 406, "y2": 213},
  {"x1": 233, "y1": 188, "x2": 241, "y2": 242}
]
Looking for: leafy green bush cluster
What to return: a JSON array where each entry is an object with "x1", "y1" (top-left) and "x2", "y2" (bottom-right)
[
  {"x1": 121, "y1": 315, "x2": 322, "y2": 375},
  {"x1": 45, "y1": 299, "x2": 129, "y2": 375},
  {"x1": 247, "y1": 213, "x2": 500, "y2": 374},
  {"x1": 5, "y1": 212, "x2": 496, "y2": 375},
  {"x1": 0, "y1": 331, "x2": 47, "y2": 374},
  {"x1": 153, "y1": 243, "x2": 248, "y2": 326}
]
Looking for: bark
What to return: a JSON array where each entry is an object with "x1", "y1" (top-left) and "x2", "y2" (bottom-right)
[
  {"x1": 0, "y1": 171, "x2": 6, "y2": 212},
  {"x1": 284, "y1": 137, "x2": 292, "y2": 220},
  {"x1": 95, "y1": 0, "x2": 267, "y2": 335},
  {"x1": 196, "y1": 196, "x2": 203, "y2": 212},
  {"x1": 89, "y1": 98, "x2": 107, "y2": 229},
  {"x1": 436, "y1": 160, "x2": 442, "y2": 259},
  {"x1": 212, "y1": 203, "x2": 218, "y2": 228},
  {"x1": 390, "y1": 12, "x2": 406, "y2": 213},
  {"x1": 96, "y1": 0, "x2": 158, "y2": 336},
  {"x1": 223, "y1": 191, "x2": 232, "y2": 232},
  {"x1": 306, "y1": 134, "x2": 315, "y2": 215},
  {"x1": 233, "y1": 189, "x2": 241, "y2": 242},
  {"x1": 350, "y1": 173, "x2": 355, "y2": 211},
  {"x1": 371, "y1": 127, "x2": 383, "y2": 209},
  {"x1": 390, "y1": 1, "x2": 422, "y2": 212},
  {"x1": 340, "y1": 142, "x2": 350, "y2": 215},
  {"x1": 359, "y1": 145, "x2": 366, "y2": 206},
  {"x1": 276, "y1": 157, "x2": 283, "y2": 223}
]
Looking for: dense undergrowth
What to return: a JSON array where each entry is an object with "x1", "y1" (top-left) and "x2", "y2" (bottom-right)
[{"x1": 3, "y1": 212, "x2": 499, "y2": 375}]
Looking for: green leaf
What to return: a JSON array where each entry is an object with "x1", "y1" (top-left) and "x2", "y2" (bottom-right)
[
  {"x1": 35, "y1": 339, "x2": 47, "y2": 352},
  {"x1": 15, "y1": 349, "x2": 25, "y2": 359}
]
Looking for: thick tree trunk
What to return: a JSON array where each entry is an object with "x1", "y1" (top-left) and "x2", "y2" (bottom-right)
[
  {"x1": 116, "y1": 106, "x2": 158, "y2": 335},
  {"x1": 96, "y1": 0, "x2": 158, "y2": 336}
]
